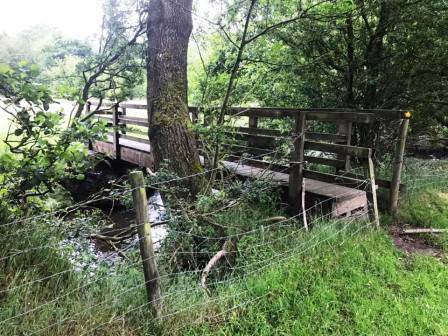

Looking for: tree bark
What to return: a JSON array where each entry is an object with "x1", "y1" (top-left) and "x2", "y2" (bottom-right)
[{"x1": 146, "y1": 0, "x2": 204, "y2": 196}]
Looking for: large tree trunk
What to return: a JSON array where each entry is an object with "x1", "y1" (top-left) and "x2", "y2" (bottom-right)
[{"x1": 146, "y1": 0, "x2": 204, "y2": 196}]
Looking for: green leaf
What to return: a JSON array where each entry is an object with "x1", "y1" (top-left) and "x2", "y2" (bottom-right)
[
  {"x1": 75, "y1": 173, "x2": 85, "y2": 181},
  {"x1": 18, "y1": 60, "x2": 29, "y2": 67},
  {"x1": 0, "y1": 63, "x2": 11, "y2": 75}
]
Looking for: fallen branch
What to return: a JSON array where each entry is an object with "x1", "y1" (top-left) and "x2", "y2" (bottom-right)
[
  {"x1": 201, "y1": 249, "x2": 228, "y2": 296},
  {"x1": 109, "y1": 240, "x2": 131, "y2": 261},
  {"x1": 201, "y1": 240, "x2": 236, "y2": 295},
  {"x1": 88, "y1": 232, "x2": 134, "y2": 242},
  {"x1": 402, "y1": 228, "x2": 448, "y2": 234},
  {"x1": 87, "y1": 220, "x2": 168, "y2": 242},
  {"x1": 258, "y1": 216, "x2": 287, "y2": 224}
]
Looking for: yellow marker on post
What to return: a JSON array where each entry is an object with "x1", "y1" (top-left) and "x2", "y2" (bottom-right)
[{"x1": 404, "y1": 111, "x2": 412, "y2": 119}]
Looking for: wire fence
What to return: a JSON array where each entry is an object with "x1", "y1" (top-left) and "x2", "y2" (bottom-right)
[{"x1": 1, "y1": 150, "x2": 445, "y2": 335}]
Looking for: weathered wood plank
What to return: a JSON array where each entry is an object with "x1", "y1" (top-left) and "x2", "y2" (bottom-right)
[
  {"x1": 226, "y1": 155, "x2": 289, "y2": 173},
  {"x1": 96, "y1": 115, "x2": 113, "y2": 122},
  {"x1": 118, "y1": 116, "x2": 149, "y2": 127},
  {"x1": 221, "y1": 143, "x2": 273, "y2": 157},
  {"x1": 305, "y1": 141, "x2": 372, "y2": 158},
  {"x1": 224, "y1": 107, "x2": 411, "y2": 120},
  {"x1": 119, "y1": 134, "x2": 151, "y2": 145},
  {"x1": 88, "y1": 101, "x2": 411, "y2": 120},
  {"x1": 235, "y1": 127, "x2": 347, "y2": 143},
  {"x1": 339, "y1": 171, "x2": 406, "y2": 191},
  {"x1": 224, "y1": 108, "x2": 376, "y2": 124},
  {"x1": 120, "y1": 103, "x2": 147, "y2": 110},
  {"x1": 303, "y1": 170, "x2": 369, "y2": 191},
  {"x1": 305, "y1": 156, "x2": 345, "y2": 168}
]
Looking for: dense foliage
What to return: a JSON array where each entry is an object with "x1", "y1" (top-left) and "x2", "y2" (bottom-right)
[
  {"x1": 0, "y1": 62, "x2": 106, "y2": 216},
  {"x1": 193, "y1": 0, "x2": 448, "y2": 140}
]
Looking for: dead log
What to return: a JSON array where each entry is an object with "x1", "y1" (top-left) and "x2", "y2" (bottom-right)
[{"x1": 402, "y1": 228, "x2": 448, "y2": 234}]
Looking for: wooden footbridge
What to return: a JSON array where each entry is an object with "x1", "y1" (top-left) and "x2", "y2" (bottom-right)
[{"x1": 85, "y1": 101, "x2": 410, "y2": 223}]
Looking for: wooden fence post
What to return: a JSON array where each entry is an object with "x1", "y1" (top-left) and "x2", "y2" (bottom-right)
[
  {"x1": 129, "y1": 171, "x2": 161, "y2": 317},
  {"x1": 367, "y1": 155, "x2": 380, "y2": 228},
  {"x1": 112, "y1": 104, "x2": 121, "y2": 160},
  {"x1": 389, "y1": 118, "x2": 410, "y2": 216},
  {"x1": 289, "y1": 112, "x2": 306, "y2": 217}
]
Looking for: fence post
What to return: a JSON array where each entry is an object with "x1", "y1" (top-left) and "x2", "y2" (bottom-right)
[
  {"x1": 113, "y1": 104, "x2": 121, "y2": 160},
  {"x1": 389, "y1": 118, "x2": 410, "y2": 216},
  {"x1": 367, "y1": 154, "x2": 380, "y2": 228},
  {"x1": 289, "y1": 112, "x2": 306, "y2": 217},
  {"x1": 129, "y1": 171, "x2": 161, "y2": 317}
]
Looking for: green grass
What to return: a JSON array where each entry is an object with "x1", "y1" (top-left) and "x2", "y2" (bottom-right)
[
  {"x1": 1, "y1": 206, "x2": 447, "y2": 335},
  {"x1": 180, "y1": 229, "x2": 448, "y2": 336},
  {"x1": 396, "y1": 158, "x2": 448, "y2": 229},
  {"x1": 400, "y1": 187, "x2": 448, "y2": 229},
  {"x1": 0, "y1": 218, "x2": 155, "y2": 335}
]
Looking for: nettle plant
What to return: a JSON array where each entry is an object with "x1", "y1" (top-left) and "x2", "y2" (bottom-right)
[{"x1": 0, "y1": 62, "x2": 107, "y2": 209}]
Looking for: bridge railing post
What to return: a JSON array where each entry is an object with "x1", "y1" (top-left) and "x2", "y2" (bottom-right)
[
  {"x1": 86, "y1": 101, "x2": 93, "y2": 150},
  {"x1": 247, "y1": 115, "x2": 258, "y2": 147},
  {"x1": 113, "y1": 104, "x2": 121, "y2": 160},
  {"x1": 337, "y1": 121, "x2": 352, "y2": 173},
  {"x1": 121, "y1": 105, "x2": 127, "y2": 135},
  {"x1": 289, "y1": 112, "x2": 306, "y2": 222}
]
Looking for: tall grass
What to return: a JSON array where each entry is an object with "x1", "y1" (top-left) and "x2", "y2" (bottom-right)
[
  {"x1": 175, "y1": 228, "x2": 448, "y2": 336},
  {"x1": 397, "y1": 158, "x2": 448, "y2": 229}
]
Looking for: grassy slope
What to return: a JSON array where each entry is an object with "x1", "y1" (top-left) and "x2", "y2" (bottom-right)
[
  {"x1": 2, "y1": 222, "x2": 447, "y2": 336},
  {"x1": 182, "y1": 229, "x2": 447, "y2": 336}
]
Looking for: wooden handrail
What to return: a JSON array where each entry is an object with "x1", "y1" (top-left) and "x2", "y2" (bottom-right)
[
  {"x1": 305, "y1": 141, "x2": 372, "y2": 159},
  {"x1": 87, "y1": 101, "x2": 411, "y2": 121}
]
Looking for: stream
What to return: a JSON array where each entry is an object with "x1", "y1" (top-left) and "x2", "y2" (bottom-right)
[{"x1": 58, "y1": 191, "x2": 168, "y2": 277}]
